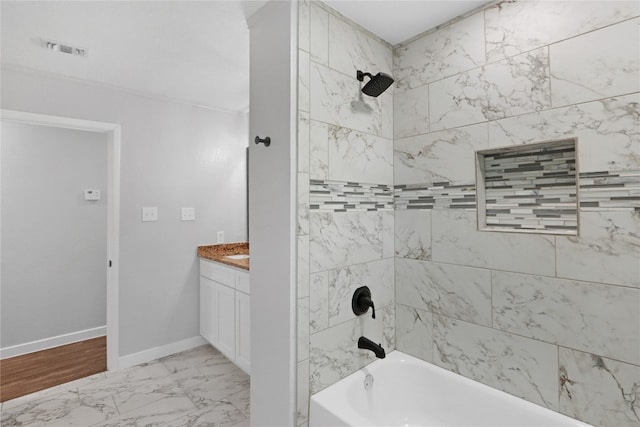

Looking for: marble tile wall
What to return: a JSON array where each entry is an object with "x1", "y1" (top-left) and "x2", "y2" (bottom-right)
[
  {"x1": 393, "y1": 2, "x2": 640, "y2": 427},
  {"x1": 297, "y1": 2, "x2": 394, "y2": 426},
  {"x1": 296, "y1": 1, "x2": 638, "y2": 427}
]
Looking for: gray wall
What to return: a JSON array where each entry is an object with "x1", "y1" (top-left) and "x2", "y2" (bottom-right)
[
  {"x1": 1, "y1": 122, "x2": 107, "y2": 348},
  {"x1": 1, "y1": 66, "x2": 249, "y2": 358},
  {"x1": 393, "y1": 2, "x2": 639, "y2": 427}
]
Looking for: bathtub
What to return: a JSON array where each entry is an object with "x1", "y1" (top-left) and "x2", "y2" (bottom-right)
[{"x1": 309, "y1": 351, "x2": 592, "y2": 427}]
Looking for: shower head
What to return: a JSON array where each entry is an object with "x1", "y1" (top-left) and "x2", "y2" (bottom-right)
[{"x1": 357, "y1": 70, "x2": 394, "y2": 97}]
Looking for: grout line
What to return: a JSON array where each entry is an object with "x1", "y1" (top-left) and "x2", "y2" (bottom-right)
[
  {"x1": 311, "y1": 0, "x2": 392, "y2": 49},
  {"x1": 545, "y1": 14, "x2": 640, "y2": 51},
  {"x1": 483, "y1": 7, "x2": 489, "y2": 65},
  {"x1": 547, "y1": 44, "x2": 554, "y2": 109},
  {"x1": 307, "y1": 110, "x2": 393, "y2": 142},
  {"x1": 429, "y1": 203, "x2": 434, "y2": 260},
  {"x1": 554, "y1": 343, "x2": 561, "y2": 410},
  {"x1": 389, "y1": 88, "x2": 640, "y2": 142},
  {"x1": 557, "y1": 344, "x2": 640, "y2": 369},
  {"x1": 395, "y1": 0, "x2": 501, "y2": 48},
  {"x1": 440, "y1": 306, "x2": 640, "y2": 368},
  {"x1": 311, "y1": 303, "x2": 396, "y2": 335},
  {"x1": 396, "y1": 255, "x2": 640, "y2": 291},
  {"x1": 325, "y1": 2, "x2": 331, "y2": 71},
  {"x1": 490, "y1": 269, "x2": 494, "y2": 329},
  {"x1": 110, "y1": 395, "x2": 121, "y2": 417},
  {"x1": 309, "y1": 256, "x2": 395, "y2": 277},
  {"x1": 554, "y1": 235, "x2": 558, "y2": 278},
  {"x1": 429, "y1": 12, "x2": 639, "y2": 87},
  {"x1": 309, "y1": 56, "x2": 394, "y2": 92}
]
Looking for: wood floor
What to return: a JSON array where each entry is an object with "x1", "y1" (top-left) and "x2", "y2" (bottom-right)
[{"x1": 0, "y1": 336, "x2": 106, "y2": 402}]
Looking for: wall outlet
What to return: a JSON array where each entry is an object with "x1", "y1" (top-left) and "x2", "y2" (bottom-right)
[
  {"x1": 217, "y1": 231, "x2": 224, "y2": 243},
  {"x1": 142, "y1": 207, "x2": 158, "y2": 222},
  {"x1": 181, "y1": 207, "x2": 195, "y2": 221}
]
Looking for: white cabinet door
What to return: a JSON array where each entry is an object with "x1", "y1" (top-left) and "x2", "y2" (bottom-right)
[
  {"x1": 235, "y1": 291, "x2": 251, "y2": 374},
  {"x1": 199, "y1": 260, "x2": 250, "y2": 373},
  {"x1": 236, "y1": 271, "x2": 250, "y2": 294},
  {"x1": 199, "y1": 277, "x2": 218, "y2": 346},
  {"x1": 217, "y1": 283, "x2": 236, "y2": 360}
]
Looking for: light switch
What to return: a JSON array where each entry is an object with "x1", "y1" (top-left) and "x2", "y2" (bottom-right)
[
  {"x1": 142, "y1": 207, "x2": 158, "y2": 222},
  {"x1": 217, "y1": 231, "x2": 224, "y2": 243},
  {"x1": 181, "y1": 207, "x2": 195, "y2": 221}
]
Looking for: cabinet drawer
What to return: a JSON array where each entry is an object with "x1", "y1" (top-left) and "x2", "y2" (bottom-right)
[
  {"x1": 236, "y1": 271, "x2": 250, "y2": 294},
  {"x1": 200, "y1": 259, "x2": 236, "y2": 287}
]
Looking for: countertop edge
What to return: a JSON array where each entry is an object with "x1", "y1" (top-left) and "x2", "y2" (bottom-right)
[{"x1": 197, "y1": 242, "x2": 250, "y2": 271}]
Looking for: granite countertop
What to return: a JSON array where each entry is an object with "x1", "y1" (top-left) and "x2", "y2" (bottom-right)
[{"x1": 197, "y1": 242, "x2": 249, "y2": 271}]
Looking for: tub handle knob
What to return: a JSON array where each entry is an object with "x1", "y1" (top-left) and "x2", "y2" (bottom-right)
[{"x1": 352, "y1": 286, "x2": 376, "y2": 319}]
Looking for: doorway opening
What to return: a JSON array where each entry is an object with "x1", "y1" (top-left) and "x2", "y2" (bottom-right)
[{"x1": 0, "y1": 110, "x2": 120, "y2": 401}]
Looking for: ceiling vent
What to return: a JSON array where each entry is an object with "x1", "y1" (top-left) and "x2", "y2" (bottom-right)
[{"x1": 42, "y1": 39, "x2": 88, "y2": 57}]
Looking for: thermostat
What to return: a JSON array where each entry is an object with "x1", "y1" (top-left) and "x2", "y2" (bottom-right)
[{"x1": 84, "y1": 189, "x2": 101, "y2": 201}]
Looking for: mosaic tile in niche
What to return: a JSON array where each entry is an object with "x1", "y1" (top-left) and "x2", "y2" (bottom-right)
[{"x1": 476, "y1": 139, "x2": 578, "y2": 234}]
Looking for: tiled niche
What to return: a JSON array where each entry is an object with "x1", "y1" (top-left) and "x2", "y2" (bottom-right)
[{"x1": 475, "y1": 139, "x2": 579, "y2": 235}]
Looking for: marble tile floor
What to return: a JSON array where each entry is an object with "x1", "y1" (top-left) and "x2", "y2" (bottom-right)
[{"x1": 0, "y1": 345, "x2": 250, "y2": 427}]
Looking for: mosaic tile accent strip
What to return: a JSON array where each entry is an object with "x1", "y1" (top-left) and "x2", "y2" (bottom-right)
[
  {"x1": 477, "y1": 140, "x2": 578, "y2": 233},
  {"x1": 309, "y1": 180, "x2": 393, "y2": 212},
  {"x1": 308, "y1": 170, "x2": 640, "y2": 214},
  {"x1": 394, "y1": 183, "x2": 477, "y2": 210},
  {"x1": 579, "y1": 170, "x2": 640, "y2": 211}
]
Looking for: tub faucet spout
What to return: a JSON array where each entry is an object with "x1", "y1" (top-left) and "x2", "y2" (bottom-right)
[{"x1": 358, "y1": 336, "x2": 385, "y2": 359}]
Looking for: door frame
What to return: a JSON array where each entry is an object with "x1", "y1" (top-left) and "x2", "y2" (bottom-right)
[{"x1": 1, "y1": 109, "x2": 121, "y2": 371}]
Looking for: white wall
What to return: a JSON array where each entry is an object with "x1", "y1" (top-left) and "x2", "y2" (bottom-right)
[
  {"x1": 1, "y1": 66, "x2": 249, "y2": 358},
  {"x1": 1, "y1": 122, "x2": 107, "y2": 348},
  {"x1": 248, "y1": 1, "x2": 297, "y2": 425}
]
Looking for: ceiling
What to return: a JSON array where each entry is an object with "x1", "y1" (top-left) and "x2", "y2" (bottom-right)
[
  {"x1": 1, "y1": 1, "x2": 252, "y2": 112},
  {"x1": 325, "y1": 1, "x2": 490, "y2": 45},
  {"x1": 1, "y1": 1, "x2": 488, "y2": 113}
]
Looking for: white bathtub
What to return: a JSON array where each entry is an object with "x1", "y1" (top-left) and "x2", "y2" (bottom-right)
[{"x1": 309, "y1": 351, "x2": 592, "y2": 427}]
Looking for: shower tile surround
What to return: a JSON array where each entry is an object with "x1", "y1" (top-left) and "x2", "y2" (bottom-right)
[
  {"x1": 297, "y1": 2, "x2": 395, "y2": 425},
  {"x1": 298, "y1": 1, "x2": 639, "y2": 427}
]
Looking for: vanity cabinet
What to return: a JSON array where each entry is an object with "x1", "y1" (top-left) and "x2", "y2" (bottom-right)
[{"x1": 199, "y1": 259, "x2": 250, "y2": 374}]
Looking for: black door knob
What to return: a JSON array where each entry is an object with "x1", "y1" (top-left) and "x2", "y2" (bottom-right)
[{"x1": 254, "y1": 136, "x2": 271, "y2": 147}]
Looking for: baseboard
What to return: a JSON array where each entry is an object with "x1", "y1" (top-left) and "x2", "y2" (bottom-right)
[
  {"x1": 0, "y1": 326, "x2": 107, "y2": 360},
  {"x1": 118, "y1": 336, "x2": 207, "y2": 370}
]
